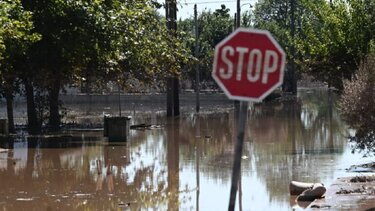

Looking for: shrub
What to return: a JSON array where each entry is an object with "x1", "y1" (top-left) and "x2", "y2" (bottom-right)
[{"x1": 339, "y1": 56, "x2": 375, "y2": 134}]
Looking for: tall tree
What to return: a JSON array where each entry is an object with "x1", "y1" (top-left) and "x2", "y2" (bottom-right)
[
  {"x1": 253, "y1": 0, "x2": 300, "y2": 93},
  {"x1": 296, "y1": 0, "x2": 374, "y2": 89},
  {"x1": 0, "y1": 0, "x2": 40, "y2": 133},
  {"x1": 20, "y1": 0, "x2": 191, "y2": 132},
  {"x1": 178, "y1": 5, "x2": 234, "y2": 87},
  {"x1": 253, "y1": 0, "x2": 375, "y2": 90}
]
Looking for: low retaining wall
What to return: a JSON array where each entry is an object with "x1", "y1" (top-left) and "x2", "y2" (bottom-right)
[{"x1": 60, "y1": 92, "x2": 230, "y2": 105}]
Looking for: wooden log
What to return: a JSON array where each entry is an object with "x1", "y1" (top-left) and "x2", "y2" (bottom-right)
[
  {"x1": 297, "y1": 183, "x2": 326, "y2": 201},
  {"x1": 0, "y1": 148, "x2": 9, "y2": 153},
  {"x1": 290, "y1": 181, "x2": 315, "y2": 195}
]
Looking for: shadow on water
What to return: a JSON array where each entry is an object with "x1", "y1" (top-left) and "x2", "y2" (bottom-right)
[{"x1": 0, "y1": 89, "x2": 359, "y2": 211}]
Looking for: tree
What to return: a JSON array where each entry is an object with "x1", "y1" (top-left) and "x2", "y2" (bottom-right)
[
  {"x1": 253, "y1": 0, "x2": 375, "y2": 91},
  {"x1": 19, "y1": 0, "x2": 97, "y2": 132},
  {"x1": 340, "y1": 55, "x2": 375, "y2": 155},
  {"x1": 296, "y1": 0, "x2": 373, "y2": 89},
  {"x1": 19, "y1": 0, "x2": 191, "y2": 132},
  {"x1": 253, "y1": 0, "x2": 305, "y2": 93},
  {"x1": 0, "y1": 0, "x2": 40, "y2": 133},
  {"x1": 178, "y1": 5, "x2": 234, "y2": 88},
  {"x1": 105, "y1": 1, "x2": 191, "y2": 88},
  {"x1": 340, "y1": 56, "x2": 375, "y2": 134}
]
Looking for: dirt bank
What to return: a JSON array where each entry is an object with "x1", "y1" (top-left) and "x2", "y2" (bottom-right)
[{"x1": 307, "y1": 175, "x2": 375, "y2": 210}]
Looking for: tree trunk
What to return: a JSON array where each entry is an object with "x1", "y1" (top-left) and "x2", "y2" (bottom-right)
[
  {"x1": 289, "y1": 0, "x2": 297, "y2": 94},
  {"x1": 173, "y1": 78, "x2": 179, "y2": 116},
  {"x1": 167, "y1": 78, "x2": 173, "y2": 116},
  {"x1": 24, "y1": 79, "x2": 41, "y2": 134},
  {"x1": 5, "y1": 90, "x2": 15, "y2": 134},
  {"x1": 165, "y1": 0, "x2": 180, "y2": 117},
  {"x1": 48, "y1": 78, "x2": 61, "y2": 131}
]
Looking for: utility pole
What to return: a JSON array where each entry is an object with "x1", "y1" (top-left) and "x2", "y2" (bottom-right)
[
  {"x1": 165, "y1": 0, "x2": 180, "y2": 116},
  {"x1": 290, "y1": 0, "x2": 297, "y2": 94},
  {"x1": 234, "y1": 0, "x2": 241, "y2": 119},
  {"x1": 194, "y1": 4, "x2": 200, "y2": 113},
  {"x1": 236, "y1": 0, "x2": 241, "y2": 28},
  {"x1": 229, "y1": 2, "x2": 242, "y2": 211},
  {"x1": 118, "y1": 82, "x2": 121, "y2": 117}
]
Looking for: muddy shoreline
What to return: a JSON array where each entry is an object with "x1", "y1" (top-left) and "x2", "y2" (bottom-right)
[{"x1": 307, "y1": 174, "x2": 375, "y2": 210}]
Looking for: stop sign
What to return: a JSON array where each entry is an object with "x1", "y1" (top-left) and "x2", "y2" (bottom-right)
[{"x1": 212, "y1": 28, "x2": 285, "y2": 102}]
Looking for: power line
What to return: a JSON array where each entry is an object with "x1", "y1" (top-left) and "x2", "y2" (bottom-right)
[{"x1": 181, "y1": 1, "x2": 236, "y2": 5}]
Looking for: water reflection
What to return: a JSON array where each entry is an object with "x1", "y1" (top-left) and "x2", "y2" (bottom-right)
[
  {"x1": 0, "y1": 89, "x2": 361, "y2": 211},
  {"x1": 245, "y1": 90, "x2": 348, "y2": 210}
]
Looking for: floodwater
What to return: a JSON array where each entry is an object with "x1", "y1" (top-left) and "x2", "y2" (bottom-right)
[{"x1": 0, "y1": 89, "x2": 370, "y2": 211}]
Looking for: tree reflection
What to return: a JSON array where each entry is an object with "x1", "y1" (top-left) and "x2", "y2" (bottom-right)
[
  {"x1": 247, "y1": 89, "x2": 348, "y2": 203},
  {"x1": 0, "y1": 129, "x2": 180, "y2": 210},
  {"x1": 0, "y1": 89, "x2": 352, "y2": 210},
  {"x1": 166, "y1": 117, "x2": 180, "y2": 211},
  {"x1": 178, "y1": 112, "x2": 238, "y2": 182}
]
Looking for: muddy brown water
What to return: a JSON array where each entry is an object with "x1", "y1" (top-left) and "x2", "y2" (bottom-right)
[{"x1": 0, "y1": 89, "x2": 372, "y2": 210}]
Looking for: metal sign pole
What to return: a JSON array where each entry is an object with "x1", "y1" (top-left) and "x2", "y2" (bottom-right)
[{"x1": 228, "y1": 101, "x2": 248, "y2": 211}]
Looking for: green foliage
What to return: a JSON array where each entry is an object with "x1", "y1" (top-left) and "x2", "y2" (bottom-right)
[
  {"x1": 297, "y1": 0, "x2": 374, "y2": 89},
  {"x1": 0, "y1": 0, "x2": 40, "y2": 94},
  {"x1": 253, "y1": 0, "x2": 375, "y2": 90},
  {"x1": 253, "y1": 0, "x2": 293, "y2": 56},
  {"x1": 178, "y1": 5, "x2": 234, "y2": 85},
  {"x1": 103, "y1": 0, "x2": 192, "y2": 88},
  {"x1": 0, "y1": 0, "x2": 40, "y2": 60},
  {"x1": 0, "y1": 0, "x2": 193, "y2": 131},
  {"x1": 22, "y1": 0, "x2": 192, "y2": 90}
]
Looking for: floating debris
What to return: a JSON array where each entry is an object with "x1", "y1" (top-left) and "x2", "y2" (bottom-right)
[
  {"x1": 74, "y1": 193, "x2": 92, "y2": 199},
  {"x1": 16, "y1": 198, "x2": 34, "y2": 202},
  {"x1": 336, "y1": 187, "x2": 366, "y2": 194},
  {"x1": 0, "y1": 148, "x2": 9, "y2": 153},
  {"x1": 349, "y1": 176, "x2": 375, "y2": 183},
  {"x1": 347, "y1": 163, "x2": 375, "y2": 173},
  {"x1": 118, "y1": 202, "x2": 130, "y2": 207},
  {"x1": 130, "y1": 124, "x2": 162, "y2": 130},
  {"x1": 310, "y1": 204, "x2": 331, "y2": 209}
]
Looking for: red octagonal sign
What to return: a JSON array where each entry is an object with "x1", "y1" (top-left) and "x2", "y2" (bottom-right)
[{"x1": 212, "y1": 28, "x2": 285, "y2": 102}]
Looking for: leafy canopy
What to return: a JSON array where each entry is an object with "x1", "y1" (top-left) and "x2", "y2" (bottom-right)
[{"x1": 253, "y1": 0, "x2": 375, "y2": 89}]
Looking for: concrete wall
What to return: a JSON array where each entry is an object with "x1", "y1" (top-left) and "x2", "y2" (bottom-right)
[{"x1": 60, "y1": 92, "x2": 230, "y2": 106}]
